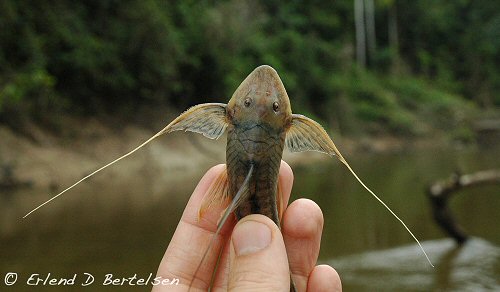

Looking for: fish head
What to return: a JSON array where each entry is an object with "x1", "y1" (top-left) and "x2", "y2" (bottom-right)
[{"x1": 227, "y1": 65, "x2": 292, "y2": 129}]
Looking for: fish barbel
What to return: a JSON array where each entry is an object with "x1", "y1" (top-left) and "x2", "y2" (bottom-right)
[{"x1": 24, "y1": 65, "x2": 433, "y2": 291}]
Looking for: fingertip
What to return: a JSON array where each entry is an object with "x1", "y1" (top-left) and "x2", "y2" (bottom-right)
[
  {"x1": 228, "y1": 214, "x2": 290, "y2": 291},
  {"x1": 308, "y1": 265, "x2": 342, "y2": 292},
  {"x1": 232, "y1": 219, "x2": 272, "y2": 256},
  {"x1": 232, "y1": 214, "x2": 282, "y2": 249},
  {"x1": 282, "y1": 199, "x2": 324, "y2": 290},
  {"x1": 279, "y1": 160, "x2": 294, "y2": 207},
  {"x1": 283, "y1": 198, "x2": 323, "y2": 239},
  {"x1": 279, "y1": 160, "x2": 294, "y2": 184}
]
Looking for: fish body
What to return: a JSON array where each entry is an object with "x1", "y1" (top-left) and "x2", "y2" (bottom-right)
[
  {"x1": 226, "y1": 121, "x2": 284, "y2": 222},
  {"x1": 225, "y1": 65, "x2": 290, "y2": 223}
]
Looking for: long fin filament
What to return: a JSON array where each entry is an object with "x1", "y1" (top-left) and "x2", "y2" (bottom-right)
[
  {"x1": 23, "y1": 130, "x2": 165, "y2": 218},
  {"x1": 338, "y1": 155, "x2": 434, "y2": 267},
  {"x1": 23, "y1": 103, "x2": 230, "y2": 218}
]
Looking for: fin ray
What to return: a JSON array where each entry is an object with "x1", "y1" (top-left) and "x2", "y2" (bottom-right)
[
  {"x1": 198, "y1": 167, "x2": 230, "y2": 221},
  {"x1": 285, "y1": 114, "x2": 434, "y2": 267},
  {"x1": 277, "y1": 179, "x2": 284, "y2": 222},
  {"x1": 24, "y1": 103, "x2": 228, "y2": 218},
  {"x1": 161, "y1": 103, "x2": 227, "y2": 139}
]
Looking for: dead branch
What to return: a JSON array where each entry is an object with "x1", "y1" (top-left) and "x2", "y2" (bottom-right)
[{"x1": 427, "y1": 169, "x2": 500, "y2": 244}]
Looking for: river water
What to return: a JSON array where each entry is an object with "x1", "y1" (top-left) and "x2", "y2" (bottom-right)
[{"x1": 1, "y1": 144, "x2": 499, "y2": 291}]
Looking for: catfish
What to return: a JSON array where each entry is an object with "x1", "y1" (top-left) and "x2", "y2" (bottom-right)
[{"x1": 24, "y1": 65, "x2": 433, "y2": 291}]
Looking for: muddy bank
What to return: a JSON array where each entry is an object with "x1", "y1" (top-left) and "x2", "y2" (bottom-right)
[
  {"x1": 0, "y1": 120, "x2": 320, "y2": 193},
  {"x1": 0, "y1": 117, "x2": 448, "y2": 194},
  {"x1": 1, "y1": 122, "x2": 216, "y2": 191}
]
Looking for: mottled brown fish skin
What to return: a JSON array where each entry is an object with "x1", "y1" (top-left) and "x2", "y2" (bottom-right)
[
  {"x1": 226, "y1": 65, "x2": 292, "y2": 224},
  {"x1": 226, "y1": 121, "x2": 285, "y2": 222}
]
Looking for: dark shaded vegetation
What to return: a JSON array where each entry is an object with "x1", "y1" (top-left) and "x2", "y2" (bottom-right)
[{"x1": 0, "y1": 0, "x2": 498, "y2": 138}]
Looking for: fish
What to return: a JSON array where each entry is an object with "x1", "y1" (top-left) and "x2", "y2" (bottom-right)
[{"x1": 24, "y1": 65, "x2": 433, "y2": 291}]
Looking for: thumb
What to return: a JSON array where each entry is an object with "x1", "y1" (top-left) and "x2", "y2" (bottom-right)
[{"x1": 228, "y1": 214, "x2": 290, "y2": 291}]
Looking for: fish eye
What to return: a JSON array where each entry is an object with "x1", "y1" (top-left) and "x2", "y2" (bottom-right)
[
  {"x1": 272, "y1": 102, "x2": 279, "y2": 112},
  {"x1": 244, "y1": 98, "x2": 252, "y2": 107}
]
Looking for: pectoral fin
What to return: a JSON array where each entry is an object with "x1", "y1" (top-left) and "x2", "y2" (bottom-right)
[
  {"x1": 285, "y1": 114, "x2": 346, "y2": 162},
  {"x1": 160, "y1": 103, "x2": 228, "y2": 139},
  {"x1": 24, "y1": 103, "x2": 228, "y2": 218},
  {"x1": 276, "y1": 180, "x2": 284, "y2": 221},
  {"x1": 285, "y1": 114, "x2": 433, "y2": 267},
  {"x1": 198, "y1": 166, "x2": 230, "y2": 221}
]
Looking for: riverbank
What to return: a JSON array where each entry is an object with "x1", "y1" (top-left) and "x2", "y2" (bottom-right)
[
  {"x1": 0, "y1": 118, "x2": 217, "y2": 192},
  {"x1": 0, "y1": 115, "x2": 457, "y2": 193}
]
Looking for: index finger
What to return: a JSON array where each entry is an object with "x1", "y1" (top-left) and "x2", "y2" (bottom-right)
[{"x1": 154, "y1": 164, "x2": 230, "y2": 291}]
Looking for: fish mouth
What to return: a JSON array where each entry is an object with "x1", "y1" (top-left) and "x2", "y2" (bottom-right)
[{"x1": 241, "y1": 123, "x2": 274, "y2": 136}]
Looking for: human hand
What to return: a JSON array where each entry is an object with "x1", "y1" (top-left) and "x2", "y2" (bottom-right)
[{"x1": 153, "y1": 161, "x2": 342, "y2": 291}]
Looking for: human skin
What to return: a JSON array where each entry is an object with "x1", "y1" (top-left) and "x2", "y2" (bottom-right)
[{"x1": 153, "y1": 161, "x2": 342, "y2": 292}]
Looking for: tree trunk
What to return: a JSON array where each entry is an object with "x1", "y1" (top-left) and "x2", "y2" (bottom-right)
[
  {"x1": 388, "y1": 2, "x2": 400, "y2": 72},
  {"x1": 355, "y1": 0, "x2": 366, "y2": 68},
  {"x1": 365, "y1": 0, "x2": 377, "y2": 65}
]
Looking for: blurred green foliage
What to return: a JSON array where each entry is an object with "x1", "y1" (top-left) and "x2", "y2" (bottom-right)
[{"x1": 0, "y1": 0, "x2": 498, "y2": 136}]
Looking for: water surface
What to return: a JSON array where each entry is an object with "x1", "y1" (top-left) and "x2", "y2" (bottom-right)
[{"x1": 1, "y1": 144, "x2": 499, "y2": 291}]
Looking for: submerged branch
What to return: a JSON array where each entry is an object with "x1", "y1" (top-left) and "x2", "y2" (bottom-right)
[{"x1": 427, "y1": 169, "x2": 500, "y2": 244}]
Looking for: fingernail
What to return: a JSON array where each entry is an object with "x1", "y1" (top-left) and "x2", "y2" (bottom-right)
[{"x1": 233, "y1": 220, "x2": 271, "y2": 256}]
